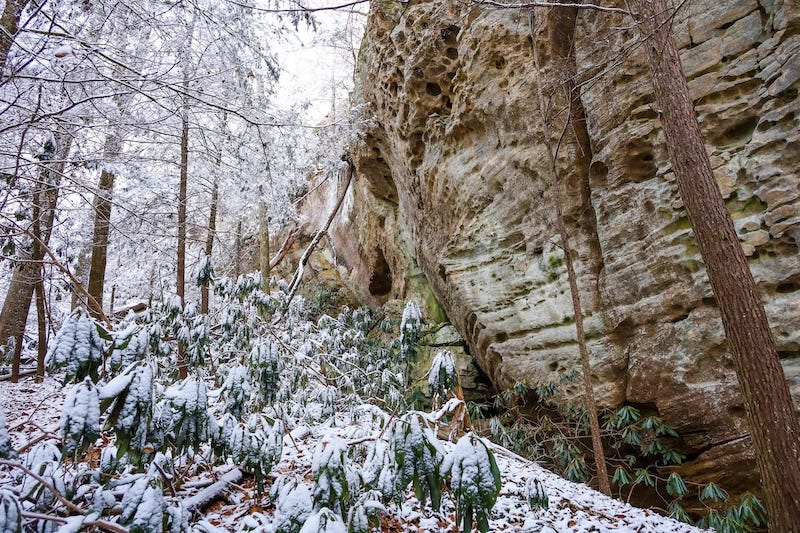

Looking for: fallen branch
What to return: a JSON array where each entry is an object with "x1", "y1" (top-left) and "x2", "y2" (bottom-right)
[
  {"x1": 280, "y1": 153, "x2": 354, "y2": 316},
  {"x1": 21, "y1": 511, "x2": 129, "y2": 533},
  {"x1": 183, "y1": 467, "x2": 243, "y2": 513},
  {"x1": 1, "y1": 460, "x2": 129, "y2": 533},
  {"x1": 0, "y1": 368, "x2": 36, "y2": 381}
]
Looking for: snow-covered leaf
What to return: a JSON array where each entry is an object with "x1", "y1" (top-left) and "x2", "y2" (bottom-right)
[
  {"x1": 61, "y1": 378, "x2": 101, "y2": 459},
  {"x1": 0, "y1": 410, "x2": 16, "y2": 460}
]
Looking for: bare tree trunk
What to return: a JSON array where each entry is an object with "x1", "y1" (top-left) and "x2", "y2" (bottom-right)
[
  {"x1": 529, "y1": 7, "x2": 610, "y2": 496},
  {"x1": 70, "y1": 251, "x2": 88, "y2": 311},
  {"x1": 0, "y1": 134, "x2": 71, "y2": 358},
  {"x1": 87, "y1": 135, "x2": 120, "y2": 319},
  {"x1": 0, "y1": 0, "x2": 31, "y2": 74},
  {"x1": 2, "y1": 252, "x2": 37, "y2": 371},
  {"x1": 34, "y1": 277, "x2": 45, "y2": 381},
  {"x1": 258, "y1": 193, "x2": 270, "y2": 292},
  {"x1": 174, "y1": 11, "x2": 197, "y2": 380},
  {"x1": 234, "y1": 220, "x2": 242, "y2": 278},
  {"x1": 10, "y1": 333, "x2": 22, "y2": 383},
  {"x1": 200, "y1": 180, "x2": 218, "y2": 315},
  {"x1": 176, "y1": 108, "x2": 189, "y2": 380},
  {"x1": 30, "y1": 169, "x2": 46, "y2": 383},
  {"x1": 627, "y1": 0, "x2": 800, "y2": 528}
]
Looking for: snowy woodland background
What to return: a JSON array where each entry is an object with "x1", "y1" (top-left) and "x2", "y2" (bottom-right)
[{"x1": 0, "y1": 0, "x2": 768, "y2": 532}]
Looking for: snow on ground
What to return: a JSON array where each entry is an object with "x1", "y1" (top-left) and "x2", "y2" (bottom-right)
[
  {"x1": 0, "y1": 376, "x2": 705, "y2": 532},
  {"x1": 259, "y1": 419, "x2": 705, "y2": 533},
  {"x1": 0, "y1": 374, "x2": 63, "y2": 455}
]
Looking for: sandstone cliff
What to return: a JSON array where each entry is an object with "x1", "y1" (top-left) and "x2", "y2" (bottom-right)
[{"x1": 315, "y1": 0, "x2": 799, "y2": 499}]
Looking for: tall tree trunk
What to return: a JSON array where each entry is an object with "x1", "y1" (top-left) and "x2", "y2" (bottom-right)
[
  {"x1": 176, "y1": 108, "x2": 189, "y2": 380},
  {"x1": 0, "y1": 0, "x2": 31, "y2": 75},
  {"x1": 87, "y1": 135, "x2": 121, "y2": 319},
  {"x1": 234, "y1": 220, "x2": 242, "y2": 278},
  {"x1": 34, "y1": 277, "x2": 46, "y2": 381},
  {"x1": 175, "y1": 10, "x2": 196, "y2": 380},
  {"x1": 258, "y1": 192, "x2": 270, "y2": 292},
  {"x1": 0, "y1": 134, "x2": 71, "y2": 358},
  {"x1": 200, "y1": 180, "x2": 218, "y2": 315},
  {"x1": 627, "y1": 0, "x2": 800, "y2": 528},
  {"x1": 70, "y1": 250, "x2": 88, "y2": 311},
  {"x1": 529, "y1": 8, "x2": 610, "y2": 496}
]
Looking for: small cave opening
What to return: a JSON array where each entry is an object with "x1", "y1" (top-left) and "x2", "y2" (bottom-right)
[
  {"x1": 368, "y1": 248, "x2": 393, "y2": 297},
  {"x1": 425, "y1": 82, "x2": 442, "y2": 96},
  {"x1": 776, "y1": 281, "x2": 800, "y2": 294},
  {"x1": 715, "y1": 115, "x2": 759, "y2": 147},
  {"x1": 441, "y1": 25, "x2": 460, "y2": 46},
  {"x1": 493, "y1": 54, "x2": 506, "y2": 70},
  {"x1": 363, "y1": 145, "x2": 399, "y2": 204},
  {"x1": 622, "y1": 139, "x2": 657, "y2": 182}
]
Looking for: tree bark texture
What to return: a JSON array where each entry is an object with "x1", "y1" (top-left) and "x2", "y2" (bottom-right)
[
  {"x1": 234, "y1": 220, "x2": 242, "y2": 278},
  {"x1": 87, "y1": 135, "x2": 121, "y2": 318},
  {"x1": 627, "y1": 0, "x2": 800, "y2": 528},
  {"x1": 0, "y1": 134, "x2": 72, "y2": 356},
  {"x1": 0, "y1": 0, "x2": 30, "y2": 75},
  {"x1": 200, "y1": 180, "x2": 218, "y2": 315},
  {"x1": 34, "y1": 277, "x2": 46, "y2": 381},
  {"x1": 176, "y1": 111, "x2": 189, "y2": 380},
  {"x1": 259, "y1": 196, "x2": 270, "y2": 292}
]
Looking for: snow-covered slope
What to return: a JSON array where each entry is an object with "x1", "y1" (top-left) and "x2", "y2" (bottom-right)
[{"x1": 1, "y1": 376, "x2": 703, "y2": 532}]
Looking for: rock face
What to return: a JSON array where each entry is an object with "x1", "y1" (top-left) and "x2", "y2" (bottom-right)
[{"x1": 332, "y1": 0, "x2": 799, "y2": 497}]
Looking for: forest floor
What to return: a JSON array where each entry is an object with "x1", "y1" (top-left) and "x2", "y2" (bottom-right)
[{"x1": 0, "y1": 375, "x2": 705, "y2": 532}]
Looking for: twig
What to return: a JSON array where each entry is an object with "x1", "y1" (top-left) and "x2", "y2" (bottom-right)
[
  {"x1": 346, "y1": 435, "x2": 379, "y2": 446},
  {"x1": 224, "y1": 0, "x2": 370, "y2": 14},
  {"x1": 10, "y1": 391, "x2": 61, "y2": 431},
  {"x1": 377, "y1": 398, "x2": 405, "y2": 441},
  {"x1": 270, "y1": 406, "x2": 301, "y2": 454},
  {"x1": 0, "y1": 460, "x2": 85, "y2": 515},
  {"x1": 476, "y1": 0, "x2": 628, "y2": 14},
  {"x1": 152, "y1": 461, "x2": 177, "y2": 497},
  {"x1": 15, "y1": 431, "x2": 59, "y2": 455},
  {"x1": 20, "y1": 511, "x2": 129, "y2": 533},
  {"x1": 0, "y1": 213, "x2": 110, "y2": 325}
]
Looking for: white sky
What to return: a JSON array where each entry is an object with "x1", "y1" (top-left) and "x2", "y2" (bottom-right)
[{"x1": 273, "y1": 2, "x2": 368, "y2": 123}]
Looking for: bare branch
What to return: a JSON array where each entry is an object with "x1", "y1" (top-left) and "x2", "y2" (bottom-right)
[
  {"x1": 281, "y1": 153, "x2": 354, "y2": 315},
  {"x1": 475, "y1": 0, "x2": 628, "y2": 14},
  {"x1": 0, "y1": 213, "x2": 111, "y2": 325},
  {"x1": 223, "y1": 0, "x2": 370, "y2": 14}
]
